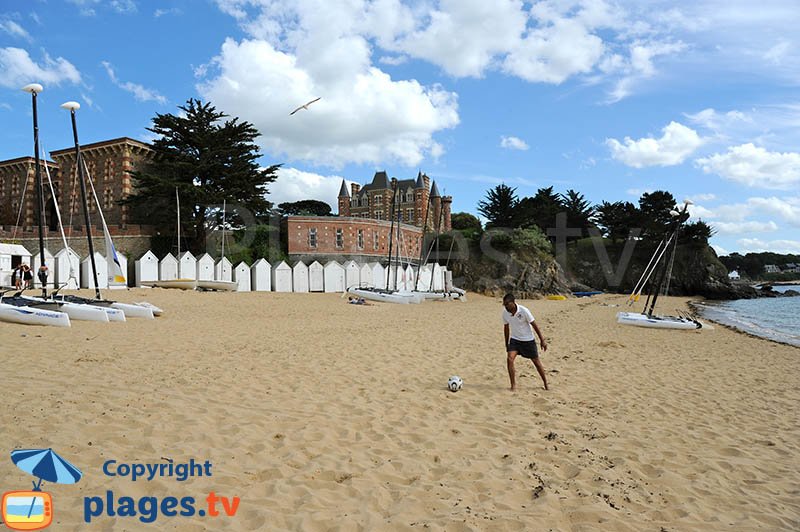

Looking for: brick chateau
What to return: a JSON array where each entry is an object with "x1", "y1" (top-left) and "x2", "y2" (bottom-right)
[{"x1": 287, "y1": 171, "x2": 453, "y2": 263}]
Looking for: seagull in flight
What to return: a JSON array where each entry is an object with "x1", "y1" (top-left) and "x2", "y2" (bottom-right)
[{"x1": 290, "y1": 97, "x2": 321, "y2": 115}]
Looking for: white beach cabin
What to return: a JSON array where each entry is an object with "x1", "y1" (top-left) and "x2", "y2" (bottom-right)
[
  {"x1": 55, "y1": 247, "x2": 80, "y2": 289},
  {"x1": 81, "y1": 252, "x2": 108, "y2": 289},
  {"x1": 31, "y1": 248, "x2": 55, "y2": 288},
  {"x1": 292, "y1": 261, "x2": 309, "y2": 293},
  {"x1": 323, "y1": 261, "x2": 345, "y2": 293},
  {"x1": 135, "y1": 250, "x2": 159, "y2": 287},
  {"x1": 196, "y1": 253, "x2": 214, "y2": 281},
  {"x1": 308, "y1": 261, "x2": 324, "y2": 292},
  {"x1": 215, "y1": 257, "x2": 233, "y2": 282},
  {"x1": 272, "y1": 260, "x2": 292, "y2": 292},
  {"x1": 178, "y1": 251, "x2": 197, "y2": 279},
  {"x1": 359, "y1": 263, "x2": 373, "y2": 287},
  {"x1": 159, "y1": 253, "x2": 179, "y2": 281},
  {"x1": 370, "y1": 262, "x2": 386, "y2": 289},
  {"x1": 234, "y1": 262, "x2": 251, "y2": 292},
  {"x1": 0, "y1": 243, "x2": 31, "y2": 287},
  {"x1": 343, "y1": 260, "x2": 360, "y2": 289},
  {"x1": 250, "y1": 258, "x2": 271, "y2": 292}
]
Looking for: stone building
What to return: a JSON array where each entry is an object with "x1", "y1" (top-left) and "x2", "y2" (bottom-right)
[
  {"x1": 289, "y1": 172, "x2": 453, "y2": 263},
  {"x1": 0, "y1": 137, "x2": 154, "y2": 259}
]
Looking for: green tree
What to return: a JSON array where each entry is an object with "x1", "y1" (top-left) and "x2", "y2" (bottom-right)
[
  {"x1": 278, "y1": 200, "x2": 332, "y2": 216},
  {"x1": 477, "y1": 184, "x2": 518, "y2": 228},
  {"x1": 513, "y1": 186, "x2": 564, "y2": 232},
  {"x1": 593, "y1": 201, "x2": 641, "y2": 242},
  {"x1": 638, "y1": 191, "x2": 677, "y2": 237},
  {"x1": 451, "y1": 212, "x2": 482, "y2": 231},
  {"x1": 123, "y1": 98, "x2": 280, "y2": 253},
  {"x1": 559, "y1": 189, "x2": 595, "y2": 233}
]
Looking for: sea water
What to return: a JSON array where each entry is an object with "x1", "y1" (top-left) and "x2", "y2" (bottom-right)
[{"x1": 698, "y1": 285, "x2": 800, "y2": 347}]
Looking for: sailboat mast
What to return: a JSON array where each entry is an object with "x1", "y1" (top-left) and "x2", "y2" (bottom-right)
[
  {"x1": 23, "y1": 84, "x2": 47, "y2": 298},
  {"x1": 414, "y1": 193, "x2": 432, "y2": 291},
  {"x1": 385, "y1": 179, "x2": 398, "y2": 290},
  {"x1": 62, "y1": 102, "x2": 101, "y2": 299},
  {"x1": 176, "y1": 187, "x2": 181, "y2": 277}
]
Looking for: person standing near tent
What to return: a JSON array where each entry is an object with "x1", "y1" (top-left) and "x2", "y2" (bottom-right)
[{"x1": 502, "y1": 293, "x2": 548, "y2": 391}]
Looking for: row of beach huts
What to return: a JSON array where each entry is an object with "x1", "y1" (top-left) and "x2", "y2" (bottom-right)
[{"x1": 0, "y1": 244, "x2": 450, "y2": 293}]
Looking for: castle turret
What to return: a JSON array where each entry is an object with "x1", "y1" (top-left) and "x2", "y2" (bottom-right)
[
  {"x1": 441, "y1": 195, "x2": 453, "y2": 232},
  {"x1": 430, "y1": 180, "x2": 442, "y2": 232},
  {"x1": 337, "y1": 179, "x2": 350, "y2": 216}
]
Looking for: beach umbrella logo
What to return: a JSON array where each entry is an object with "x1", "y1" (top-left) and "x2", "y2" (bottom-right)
[{"x1": 2, "y1": 448, "x2": 82, "y2": 530}]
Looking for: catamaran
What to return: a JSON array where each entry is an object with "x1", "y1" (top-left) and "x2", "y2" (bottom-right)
[{"x1": 617, "y1": 200, "x2": 703, "y2": 330}]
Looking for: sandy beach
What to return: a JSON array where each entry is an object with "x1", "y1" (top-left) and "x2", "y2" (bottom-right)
[{"x1": 1, "y1": 290, "x2": 798, "y2": 531}]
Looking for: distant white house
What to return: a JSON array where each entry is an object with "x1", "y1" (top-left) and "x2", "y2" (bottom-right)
[
  {"x1": 728, "y1": 270, "x2": 740, "y2": 280},
  {"x1": 765, "y1": 264, "x2": 780, "y2": 273}
]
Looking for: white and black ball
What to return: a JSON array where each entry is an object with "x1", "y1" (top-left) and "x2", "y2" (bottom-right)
[{"x1": 447, "y1": 375, "x2": 463, "y2": 392}]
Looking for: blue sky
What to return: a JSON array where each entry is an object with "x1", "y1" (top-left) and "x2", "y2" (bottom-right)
[{"x1": 2, "y1": 0, "x2": 800, "y2": 255}]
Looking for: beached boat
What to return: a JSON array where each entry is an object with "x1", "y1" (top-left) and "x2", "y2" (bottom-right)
[
  {"x1": 619, "y1": 200, "x2": 705, "y2": 331},
  {"x1": 50, "y1": 294, "x2": 155, "y2": 320},
  {"x1": 196, "y1": 279, "x2": 237, "y2": 291},
  {"x1": 142, "y1": 279, "x2": 198, "y2": 290},
  {"x1": 0, "y1": 301, "x2": 70, "y2": 327},
  {"x1": 347, "y1": 286, "x2": 422, "y2": 304},
  {"x1": 616, "y1": 311, "x2": 700, "y2": 330},
  {"x1": 17, "y1": 295, "x2": 111, "y2": 322}
]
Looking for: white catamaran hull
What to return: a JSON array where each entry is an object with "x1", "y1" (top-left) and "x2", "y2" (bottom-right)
[
  {"x1": 110, "y1": 302, "x2": 155, "y2": 319},
  {"x1": 141, "y1": 279, "x2": 198, "y2": 290},
  {"x1": 21, "y1": 296, "x2": 110, "y2": 322},
  {"x1": 348, "y1": 287, "x2": 422, "y2": 304},
  {"x1": 617, "y1": 311, "x2": 701, "y2": 330},
  {"x1": 196, "y1": 280, "x2": 238, "y2": 292},
  {"x1": 0, "y1": 303, "x2": 71, "y2": 327},
  {"x1": 413, "y1": 290, "x2": 464, "y2": 300}
]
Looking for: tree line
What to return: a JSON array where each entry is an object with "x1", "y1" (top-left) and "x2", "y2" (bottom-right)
[{"x1": 471, "y1": 184, "x2": 714, "y2": 244}]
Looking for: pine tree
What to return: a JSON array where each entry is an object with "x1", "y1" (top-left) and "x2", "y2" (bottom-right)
[
  {"x1": 477, "y1": 184, "x2": 518, "y2": 228},
  {"x1": 123, "y1": 98, "x2": 280, "y2": 253}
]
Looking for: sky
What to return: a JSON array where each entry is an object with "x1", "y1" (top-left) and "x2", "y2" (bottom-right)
[{"x1": 1, "y1": 0, "x2": 800, "y2": 256}]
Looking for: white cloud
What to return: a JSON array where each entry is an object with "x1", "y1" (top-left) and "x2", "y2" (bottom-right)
[
  {"x1": 111, "y1": 0, "x2": 137, "y2": 14},
  {"x1": 0, "y1": 19, "x2": 31, "y2": 41},
  {"x1": 764, "y1": 40, "x2": 791, "y2": 65},
  {"x1": 746, "y1": 196, "x2": 800, "y2": 226},
  {"x1": 711, "y1": 220, "x2": 778, "y2": 235},
  {"x1": 684, "y1": 108, "x2": 751, "y2": 134},
  {"x1": 604, "y1": 40, "x2": 687, "y2": 102},
  {"x1": 687, "y1": 193, "x2": 716, "y2": 202},
  {"x1": 198, "y1": 38, "x2": 459, "y2": 168},
  {"x1": 686, "y1": 204, "x2": 715, "y2": 219},
  {"x1": 607, "y1": 121, "x2": 704, "y2": 168},
  {"x1": 710, "y1": 244, "x2": 728, "y2": 256},
  {"x1": 269, "y1": 167, "x2": 347, "y2": 209},
  {"x1": 500, "y1": 136, "x2": 529, "y2": 151},
  {"x1": 626, "y1": 188, "x2": 653, "y2": 196},
  {"x1": 695, "y1": 143, "x2": 800, "y2": 189},
  {"x1": 737, "y1": 238, "x2": 800, "y2": 254},
  {"x1": 0, "y1": 47, "x2": 81, "y2": 89},
  {"x1": 378, "y1": 55, "x2": 407, "y2": 66},
  {"x1": 154, "y1": 8, "x2": 181, "y2": 18},
  {"x1": 101, "y1": 61, "x2": 167, "y2": 104}
]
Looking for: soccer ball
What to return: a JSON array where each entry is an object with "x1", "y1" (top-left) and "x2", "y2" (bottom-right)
[{"x1": 447, "y1": 375, "x2": 463, "y2": 392}]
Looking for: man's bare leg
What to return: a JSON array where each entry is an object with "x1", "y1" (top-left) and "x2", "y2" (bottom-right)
[
  {"x1": 532, "y1": 358, "x2": 548, "y2": 390},
  {"x1": 507, "y1": 351, "x2": 518, "y2": 391}
]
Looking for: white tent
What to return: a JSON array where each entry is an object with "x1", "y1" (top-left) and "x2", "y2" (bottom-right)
[
  {"x1": 308, "y1": 260, "x2": 324, "y2": 292},
  {"x1": 432, "y1": 263, "x2": 445, "y2": 291},
  {"x1": 196, "y1": 253, "x2": 214, "y2": 281},
  {"x1": 135, "y1": 250, "x2": 158, "y2": 287},
  {"x1": 250, "y1": 258, "x2": 271, "y2": 291},
  {"x1": 55, "y1": 247, "x2": 80, "y2": 289},
  {"x1": 31, "y1": 248, "x2": 54, "y2": 288},
  {"x1": 272, "y1": 261, "x2": 292, "y2": 292},
  {"x1": 343, "y1": 260, "x2": 360, "y2": 290},
  {"x1": 359, "y1": 263, "x2": 373, "y2": 287},
  {"x1": 292, "y1": 261, "x2": 309, "y2": 293},
  {"x1": 323, "y1": 261, "x2": 345, "y2": 293},
  {"x1": 370, "y1": 262, "x2": 386, "y2": 289},
  {"x1": 234, "y1": 262, "x2": 251, "y2": 292},
  {"x1": 81, "y1": 252, "x2": 108, "y2": 289},
  {"x1": 215, "y1": 257, "x2": 233, "y2": 282},
  {"x1": 0, "y1": 243, "x2": 31, "y2": 287},
  {"x1": 178, "y1": 251, "x2": 197, "y2": 279},
  {"x1": 159, "y1": 253, "x2": 178, "y2": 281}
]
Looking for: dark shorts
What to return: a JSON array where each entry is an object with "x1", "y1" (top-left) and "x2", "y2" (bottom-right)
[{"x1": 507, "y1": 338, "x2": 538, "y2": 359}]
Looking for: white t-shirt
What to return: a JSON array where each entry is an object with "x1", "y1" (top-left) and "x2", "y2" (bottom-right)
[{"x1": 502, "y1": 303, "x2": 535, "y2": 341}]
